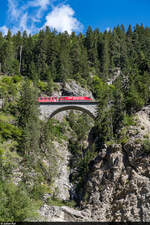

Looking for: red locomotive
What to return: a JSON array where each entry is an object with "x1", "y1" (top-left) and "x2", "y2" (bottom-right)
[{"x1": 38, "y1": 96, "x2": 92, "y2": 103}]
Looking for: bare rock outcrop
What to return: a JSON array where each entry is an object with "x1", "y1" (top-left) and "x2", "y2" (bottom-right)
[
  {"x1": 80, "y1": 106, "x2": 150, "y2": 222},
  {"x1": 38, "y1": 101, "x2": 150, "y2": 222},
  {"x1": 52, "y1": 140, "x2": 71, "y2": 200},
  {"x1": 61, "y1": 80, "x2": 93, "y2": 98},
  {"x1": 39, "y1": 204, "x2": 91, "y2": 222}
]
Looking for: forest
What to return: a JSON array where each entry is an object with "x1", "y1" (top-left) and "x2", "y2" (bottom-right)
[{"x1": 0, "y1": 24, "x2": 150, "y2": 221}]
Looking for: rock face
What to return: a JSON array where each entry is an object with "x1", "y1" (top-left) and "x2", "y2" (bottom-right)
[
  {"x1": 82, "y1": 144, "x2": 150, "y2": 222},
  {"x1": 39, "y1": 205, "x2": 91, "y2": 222},
  {"x1": 39, "y1": 81, "x2": 150, "y2": 222},
  {"x1": 52, "y1": 80, "x2": 94, "y2": 98},
  {"x1": 52, "y1": 140, "x2": 71, "y2": 200},
  {"x1": 81, "y1": 106, "x2": 150, "y2": 222},
  {"x1": 38, "y1": 106, "x2": 150, "y2": 222},
  {"x1": 49, "y1": 80, "x2": 95, "y2": 199},
  {"x1": 0, "y1": 99, "x2": 3, "y2": 108},
  {"x1": 39, "y1": 138, "x2": 150, "y2": 222},
  {"x1": 62, "y1": 80, "x2": 93, "y2": 98}
]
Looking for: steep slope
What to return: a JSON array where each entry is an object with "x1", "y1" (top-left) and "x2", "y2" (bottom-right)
[{"x1": 80, "y1": 106, "x2": 150, "y2": 222}]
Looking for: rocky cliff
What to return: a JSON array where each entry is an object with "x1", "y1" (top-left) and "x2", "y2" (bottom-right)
[
  {"x1": 80, "y1": 106, "x2": 150, "y2": 222},
  {"x1": 38, "y1": 83, "x2": 150, "y2": 222},
  {"x1": 5, "y1": 79, "x2": 150, "y2": 222}
]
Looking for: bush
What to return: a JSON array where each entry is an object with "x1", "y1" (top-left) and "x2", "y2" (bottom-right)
[
  {"x1": 0, "y1": 181, "x2": 38, "y2": 222},
  {"x1": 122, "y1": 114, "x2": 136, "y2": 126},
  {"x1": 0, "y1": 121, "x2": 21, "y2": 141},
  {"x1": 126, "y1": 87, "x2": 145, "y2": 112},
  {"x1": 37, "y1": 80, "x2": 47, "y2": 92},
  {"x1": 142, "y1": 139, "x2": 150, "y2": 154},
  {"x1": 30, "y1": 183, "x2": 51, "y2": 200}
]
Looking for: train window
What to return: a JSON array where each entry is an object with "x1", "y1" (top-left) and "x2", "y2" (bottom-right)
[{"x1": 40, "y1": 98, "x2": 43, "y2": 100}]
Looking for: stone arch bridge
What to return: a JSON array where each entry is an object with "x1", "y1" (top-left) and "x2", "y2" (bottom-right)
[{"x1": 39, "y1": 102, "x2": 98, "y2": 120}]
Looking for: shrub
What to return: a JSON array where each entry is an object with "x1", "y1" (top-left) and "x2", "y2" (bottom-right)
[
  {"x1": 122, "y1": 114, "x2": 136, "y2": 126},
  {"x1": 119, "y1": 136, "x2": 129, "y2": 144},
  {"x1": 0, "y1": 121, "x2": 21, "y2": 141},
  {"x1": 37, "y1": 80, "x2": 47, "y2": 92},
  {"x1": 142, "y1": 139, "x2": 150, "y2": 154},
  {"x1": 30, "y1": 183, "x2": 51, "y2": 200},
  {"x1": 144, "y1": 134, "x2": 149, "y2": 139},
  {"x1": 0, "y1": 181, "x2": 38, "y2": 222}
]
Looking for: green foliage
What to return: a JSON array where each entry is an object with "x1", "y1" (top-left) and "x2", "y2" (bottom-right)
[
  {"x1": 93, "y1": 76, "x2": 115, "y2": 146},
  {"x1": 143, "y1": 134, "x2": 149, "y2": 139},
  {"x1": 67, "y1": 112, "x2": 93, "y2": 141},
  {"x1": 17, "y1": 80, "x2": 40, "y2": 156},
  {"x1": 72, "y1": 73, "x2": 87, "y2": 87},
  {"x1": 122, "y1": 114, "x2": 136, "y2": 126},
  {"x1": 0, "y1": 112, "x2": 15, "y2": 122},
  {"x1": 46, "y1": 119, "x2": 66, "y2": 140},
  {"x1": 37, "y1": 80, "x2": 47, "y2": 92},
  {"x1": 0, "y1": 120, "x2": 21, "y2": 141},
  {"x1": 0, "y1": 181, "x2": 38, "y2": 222},
  {"x1": 117, "y1": 127, "x2": 130, "y2": 144},
  {"x1": 0, "y1": 23, "x2": 150, "y2": 210},
  {"x1": 30, "y1": 183, "x2": 51, "y2": 200},
  {"x1": 39, "y1": 120, "x2": 60, "y2": 184},
  {"x1": 119, "y1": 135, "x2": 129, "y2": 145},
  {"x1": 0, "y1": 140, "x2": 21, "y2": 181},
  {"x1": 67, "y1": 112, "x2": 95, "y2": 201},
  {"x1": 92, "y1": 75, "x2": 109, "y2": 98},
  {"x1": 0, "y1": 75, "x2": 20, "y2": 98},
  {"x1": 47, "y1": 74, "x2": 53, "y2": 95},
  {"x1": 126, "y1": 86, "x2": 145, "y2": 112},
  {"x1": 0, "y1": 112, "x2": 21, "y2": 143},
  {"x1": 142, "y1": 139, "x2": 150, "y2": 154}
]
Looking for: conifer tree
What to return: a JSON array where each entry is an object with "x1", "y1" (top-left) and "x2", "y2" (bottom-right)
[
  {"x1": 18, "y1": 80, "x2": 40, "y2": 161},
  {"x1": 47, "y1": 70, "x2": 53, "y2": 95},
  {"x1": 101, "y1": 31, "x2": 110, "y2": 80},
  {"x1": 85, "y1": 27, "x2": 99, "y2": 72},
  {"x1": 1, "y1": 30, "x2": 19, "y2": 75}
]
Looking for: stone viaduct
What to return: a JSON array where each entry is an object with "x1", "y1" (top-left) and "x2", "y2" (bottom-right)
[{"x1": 39, "y1": 102, "x2": 98, "y2": 120}]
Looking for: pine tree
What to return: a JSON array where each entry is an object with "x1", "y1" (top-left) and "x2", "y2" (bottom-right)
[
  {"x1": 56, "y1": 32, "x2": 71, "y2": 82},
  {"x1": 1, "y1": 30, "x2": 19, "y2": 75},
  {"x1": 47, "y1": 70, "x2": 53, "y2": 95},
  {"x1": 18, "y1": 80, "x2": 40, "y2": 161},
  {"x1": 85, "y1": 27, "x2": 99, "y2": 72},
  {"x1": 101, "y1": 31, "x2": 110, "y2": 80}
]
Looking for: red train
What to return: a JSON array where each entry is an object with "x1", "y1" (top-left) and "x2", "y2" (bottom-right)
[{"x1": 38, "y1": 96, "x2": 92, "y2": 103}]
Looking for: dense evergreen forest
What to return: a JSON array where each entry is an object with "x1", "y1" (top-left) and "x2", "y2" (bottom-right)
[{"x1": 1, "y1": 24, "x2": 150, "y2": 221}]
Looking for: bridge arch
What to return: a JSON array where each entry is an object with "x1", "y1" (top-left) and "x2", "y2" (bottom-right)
[
  {"x1": 49, "y1": 105, "x2": 96, "y2": 119},
  {"x1": 39, "y1": 103, "x2": 98, "y2": 120}
]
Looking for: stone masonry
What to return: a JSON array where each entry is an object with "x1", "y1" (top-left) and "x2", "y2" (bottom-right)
[{"x1": 39, "y1": 102, "x2": 98, "y2": 120}]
